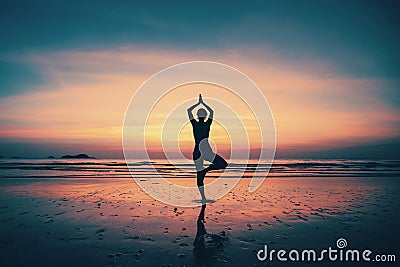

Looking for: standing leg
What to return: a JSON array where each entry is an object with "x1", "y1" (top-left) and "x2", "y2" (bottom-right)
[
  {"x1": 197, "y1": 170, "x2": 207, "y2": 204},
  {"x1": 198, "y1": 183, "x2": 206, "y2": 204},
  {"x1": 194, "y1": 150, "x2": 207, "y2": 204}
]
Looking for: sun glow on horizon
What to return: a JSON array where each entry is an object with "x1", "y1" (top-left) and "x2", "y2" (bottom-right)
[{"x1": 142, "y1": 83, "x2": 263, "y2": 158}]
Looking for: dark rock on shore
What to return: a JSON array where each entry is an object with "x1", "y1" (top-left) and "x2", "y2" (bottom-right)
[{"x1": 61, "y1": 154, "x2": 95, "y2": 159}]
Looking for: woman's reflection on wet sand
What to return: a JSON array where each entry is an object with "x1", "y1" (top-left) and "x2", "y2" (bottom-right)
[{"x1": 193, "y1": 204, "x2": 230, "y2": 265}]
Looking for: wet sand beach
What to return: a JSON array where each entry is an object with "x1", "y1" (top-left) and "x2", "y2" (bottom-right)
[{"x1": 0, "y1": 176, "x2": 399, "y2": 266}]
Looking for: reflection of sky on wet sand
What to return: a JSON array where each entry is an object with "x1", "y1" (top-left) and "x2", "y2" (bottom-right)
[
  {"x1": 2, "y1": 177, "x2": 399, "y2": 266},
  {"x1": 4, "y1": 177, "x2": 394, "y2": 230}
]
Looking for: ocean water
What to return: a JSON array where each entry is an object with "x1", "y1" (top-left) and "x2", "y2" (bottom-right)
[{"x1": 0, "y1": 159, "x2": 399, "y2": 179}]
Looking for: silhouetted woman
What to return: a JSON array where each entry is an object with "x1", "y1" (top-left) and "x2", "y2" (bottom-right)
[{"x1": 187, "y1": 94, "x2": 227, "y2": 203}]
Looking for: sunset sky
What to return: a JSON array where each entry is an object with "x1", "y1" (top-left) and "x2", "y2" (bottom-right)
[{"x1": 0, "y1": 1, "x2": 399, "y2": 159}]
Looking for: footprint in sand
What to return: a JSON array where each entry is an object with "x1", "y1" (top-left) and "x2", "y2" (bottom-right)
[
  {"x1": 44, "y1": 218, "x2": 54, "y2": 224},
  {"x1": 95, "y1": 228, "x2": 105, "y2": 234}
]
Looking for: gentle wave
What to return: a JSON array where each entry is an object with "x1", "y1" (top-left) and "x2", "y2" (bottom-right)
[{"x1": 0, "y1": 159, "x2": 399, "y2": 179}]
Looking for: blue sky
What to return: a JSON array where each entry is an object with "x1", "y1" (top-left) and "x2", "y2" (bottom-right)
[{"x1": 2, "y1": 1, "x2": 399, "y2": 81}]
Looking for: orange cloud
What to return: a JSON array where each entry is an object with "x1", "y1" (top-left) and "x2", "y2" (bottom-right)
[{"x1": 0, "y1": 46, "x2": 398, "y2": 156}]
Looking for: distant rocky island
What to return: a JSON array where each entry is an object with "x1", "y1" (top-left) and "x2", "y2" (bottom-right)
[{"x1": 61, "y1": 153, "x2": 95, "y2": 159}]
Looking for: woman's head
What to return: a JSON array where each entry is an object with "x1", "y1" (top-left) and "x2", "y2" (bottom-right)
[{"x1": 197, "y1": 108, "x2": 207, "y2": 118}]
